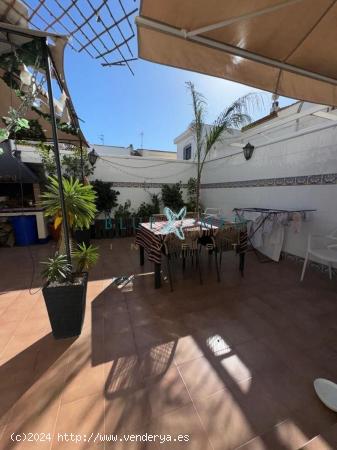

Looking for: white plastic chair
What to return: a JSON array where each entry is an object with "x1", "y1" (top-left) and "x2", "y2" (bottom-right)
[
  {"x1": 314, "y1": 378, "x2": 337, "y2": 412},
  {"x1": 300, "y1": 232, "x2": 337, "y2": 281},
  {"x1": 203, "y1": 208, "x2": 223, "y2": 219}
]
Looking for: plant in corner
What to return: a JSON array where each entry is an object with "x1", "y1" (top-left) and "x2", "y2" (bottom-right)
[
  {"x1": 186, "y1": 81, "x2": 264, "y2": 215},
  {"x1": 186, "y1": 177, "x2": 199, "y2": 213},
  {"x1": 41, "y1": 177, "x2": 97, "y2": 339}
]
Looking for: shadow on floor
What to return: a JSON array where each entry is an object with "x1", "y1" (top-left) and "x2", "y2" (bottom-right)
[{"x1": 0, "y1": 333, "x2": 75, "y2": 427}]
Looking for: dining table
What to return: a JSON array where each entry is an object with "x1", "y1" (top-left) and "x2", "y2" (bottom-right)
[{"x1": 135, "y1": 218, "x2": 247, "y2": 288}]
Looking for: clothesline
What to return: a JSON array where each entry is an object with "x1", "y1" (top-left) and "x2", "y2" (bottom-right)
[
  {"x1": 233, "y1": 207, "x2": 316, "y2": 223},
  {"x1": 233, "y1": 207, "x2": 316, "y2": 213},
  {"x1": 232, "y1": 207, "x2": 316, "y2": 262}
]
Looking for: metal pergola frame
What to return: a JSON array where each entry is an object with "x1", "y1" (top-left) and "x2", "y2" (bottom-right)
[
  {"x1": 0, "y1": 25, "x2": 72, "y2": 263},
  {"x1": 2, "y1": 0, "x2": 138, "y2": 74}
]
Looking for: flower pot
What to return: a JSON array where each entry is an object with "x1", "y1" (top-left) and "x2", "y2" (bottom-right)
[{"x1": 42, "y1": 272, "x2": 88, "y2": 339}]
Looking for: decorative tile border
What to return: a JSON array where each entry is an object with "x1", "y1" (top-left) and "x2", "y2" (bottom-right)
[
  {"x1": 281, "y1": 251, "x2": 336, "y2": 275},
  {"x1": 201, "y1": 172, "x2": 337, "y2": 189},
  {"x1": 106, "y1": 172, "x2": 337, "y2": 190},
  {"x1": 111, "y1": 181, "x2": 188, "y2": 189}
]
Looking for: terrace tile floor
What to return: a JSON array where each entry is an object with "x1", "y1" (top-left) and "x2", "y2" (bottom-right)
[{"x1": 0, "y1": 238, "x2": 337, "y2": 449}]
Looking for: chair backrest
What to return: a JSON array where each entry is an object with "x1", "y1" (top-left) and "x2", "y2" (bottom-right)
[
  {"x1": 164, "y1": 228, "x2": 201, "y2": 256},
  {"x1": 185, "y1": 211, "x2": 198, "y2": 219},
  {"x1": 308, "y1": 233, "x2": 337, "y2": 252},
  {"x1": 212, "y1": 226, "x2": 239, "y2": 252},
  {"x1": 204, "y1": 208, "x2": 222, "y2": 218},
  {"x1": 184, "y1": 227, "x2": 202, "y2": 249},
  {"x1": 151, "y1": 214, "x2": 167, "y2": 222},
  {"x1": 327, "y1": 227, "x2": 337, "y2": 240},
  {"x1": 164, "y1": 233, "x2": 184, "y2": 256}
]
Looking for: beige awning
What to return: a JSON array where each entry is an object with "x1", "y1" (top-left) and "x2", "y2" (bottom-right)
[
  {"x1": 0, "y1": 22, "x2": 87, "y2": 146},
  {"x1": 136, "y1": 0, "x2": 337, "y2": 106}
]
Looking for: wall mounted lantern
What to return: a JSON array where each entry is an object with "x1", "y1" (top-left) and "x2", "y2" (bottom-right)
[
  {"x1": 243, "y1": 142, "x2": 254, "y2": 160},
  {"x1": 88, "y1": 148, "x2": 99, "y2": 166}
]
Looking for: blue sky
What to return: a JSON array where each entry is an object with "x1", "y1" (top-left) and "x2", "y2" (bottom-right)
[{"x1": 63, "y1": 7, "x2": 295, "y2": 152}]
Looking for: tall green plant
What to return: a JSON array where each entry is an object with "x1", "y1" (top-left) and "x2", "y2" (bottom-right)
[
  {"x1": 62, "y1": 146, "x2": 95, "y2": 179},
  {"x1": 91, "y1": 180, "x2": 120, "y2": 214},
  {"x1": 186, "y1": 177, "x2": 198, "y2": 212},
  {"x1": 186, "y1": 82, "x2": 264, "y2": 215},
  {"x1": 42, "y1": 177, "x2": 97, "y2": 255},
  {"x1": 161, "y1": 183, "x2": 184, "y2": 211},
  {"x1": 36, "y1": 142, "x2": 56, "y2": 177},
  {"x1": 36, "y1": 144, "x2": 95, "y2": 180}
]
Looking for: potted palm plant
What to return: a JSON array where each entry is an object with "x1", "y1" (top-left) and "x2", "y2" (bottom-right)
[{"x1": 41, "y1": 177, "x2": 98, "y2": 339}]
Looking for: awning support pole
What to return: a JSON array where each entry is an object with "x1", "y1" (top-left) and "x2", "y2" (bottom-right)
[{"x1": 43, "y1": 38, "x2": 72, "y2": 265}]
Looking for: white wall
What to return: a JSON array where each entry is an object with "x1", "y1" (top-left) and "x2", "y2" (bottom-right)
[
  {"x1": 201, "y1": 121, "x2": 337, "y2": 262},
  {"x1": 15, "y1": 102, "x2": 337, "y2": 265},
  {"x1": 175, "y1": 126, "x2": 240, "y2": 161},
  {"x1": 89, "y1": 144, "x2": 128, "y2": 157},
  {"x1": 175, "y1": 131, "x2": 196, "y2": 161},
  {"x1": 91, "y1": 154, "x2": 196, "y2": 212},
  {"x1": 17, "y1": 141, "x2": 195, "y2": 213}
]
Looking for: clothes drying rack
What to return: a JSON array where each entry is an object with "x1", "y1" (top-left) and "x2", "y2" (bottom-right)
[{"x1": 233, "y1": 207, "x2": 316, "y2": 262}]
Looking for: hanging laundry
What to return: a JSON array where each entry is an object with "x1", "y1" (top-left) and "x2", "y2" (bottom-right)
[{"x1": 291, "y1": 212, "x2": 302, "y2": 233}]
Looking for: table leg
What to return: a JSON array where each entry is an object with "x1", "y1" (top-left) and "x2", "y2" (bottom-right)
[
  {"x1": 139, "y1": 245, "x2": 144, "y2": 266},
  {"x1": 154, "y1": 262, "x2": 161, "y2": 289},
  {"x1": 239, "y1": 253, "x2": 245, "y2": 276}
]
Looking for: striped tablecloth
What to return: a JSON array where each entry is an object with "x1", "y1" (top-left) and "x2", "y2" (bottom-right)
[{"x1": 135, "y1": 219, "x2": 247, "y2": 264}]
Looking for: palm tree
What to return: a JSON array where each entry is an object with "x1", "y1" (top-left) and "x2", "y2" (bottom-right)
[
  {"x1": 186, "y1": 82, "x2": 264, "y2": 215},
  {"x1": 42, "y1": 177, "x2": 97, "y2": 256}
]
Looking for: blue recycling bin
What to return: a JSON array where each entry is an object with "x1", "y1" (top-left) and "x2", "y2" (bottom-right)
[{"x1": 11, "y1": 215, "x2": 38, "y2": 246}]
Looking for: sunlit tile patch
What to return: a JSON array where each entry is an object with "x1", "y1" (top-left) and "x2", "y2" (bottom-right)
[
  {"x1": 206, "y1": 334, "x2": 231, "y2": 356},
  {"x1": 274, "y1": 418, "x2": 310, "y2": 449},
  {"x1": 220, "y1": 354, "x2": 252, "y2": 389},
  {"x1": 236, "y1": 377, "x2": 253, "y2": 394}
]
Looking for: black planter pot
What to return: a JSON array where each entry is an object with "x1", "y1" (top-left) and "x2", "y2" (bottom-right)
[
  {"x1": 42, "y1": 272, "x2": 88, "y2": 339},
  {"x1": 74, "y1": 229, "x2": 91, "y2": 246}
]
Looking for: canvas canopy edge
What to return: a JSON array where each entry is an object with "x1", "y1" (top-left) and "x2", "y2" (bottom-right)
[
  {"x1": 136, "y1": 0, "x2": 337, "y2": 107},
  {"x1": 0, "y1": 22, "x2": 88, "y2": 146}
]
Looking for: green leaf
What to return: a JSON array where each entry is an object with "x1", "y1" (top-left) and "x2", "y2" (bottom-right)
[
  {"x1": 0, "y1": 128, "x2": 9, "y2": 143},
  {"x1": 16, "y1": 118, "x2": 30, "y2": 130}
]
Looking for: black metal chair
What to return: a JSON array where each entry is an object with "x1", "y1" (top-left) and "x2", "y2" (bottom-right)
[
  {"x1": 210, "y1": 226, "x2": 241, "y2": 282},
  {"x1": 151, "y1": 214, "x2": 167, "y2": 222},
  {"x1": 163, "y1": 228, "x2": 202, "y2": 291}
]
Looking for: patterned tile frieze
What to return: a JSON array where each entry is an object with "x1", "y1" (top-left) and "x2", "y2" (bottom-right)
[
  {"x1": 104, "y1": 173, "x2": 337, "y2": 189},
  {"x1": 201, "y1": 172, "x2": 337, "y2": 189},
  {"x1": 110, "y1": 181, "x2": 188, "y2": 188}
]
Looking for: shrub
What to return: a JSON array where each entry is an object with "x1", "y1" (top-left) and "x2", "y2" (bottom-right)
[
  {"x1": 91, "y1": 179, "x2": 120, "y2": 214},
  {"x1": 161, "y1": 182, "x2": 184, "y2": 211},
  {"x1": 115, "y1": 200, "x2": 132, "y2": 218},
  {"x1": 137, "y1": 194, "x2": 160, "y2": 218}
]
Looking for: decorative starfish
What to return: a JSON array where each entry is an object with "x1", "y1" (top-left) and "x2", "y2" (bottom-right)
[{"x1": 160, "y1": 206, "x2": 186, "y2": 240}]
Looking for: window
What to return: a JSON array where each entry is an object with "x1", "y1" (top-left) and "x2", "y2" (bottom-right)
[{"x1": 183, "y1": 144, "x2": 192, "y2": 160}]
